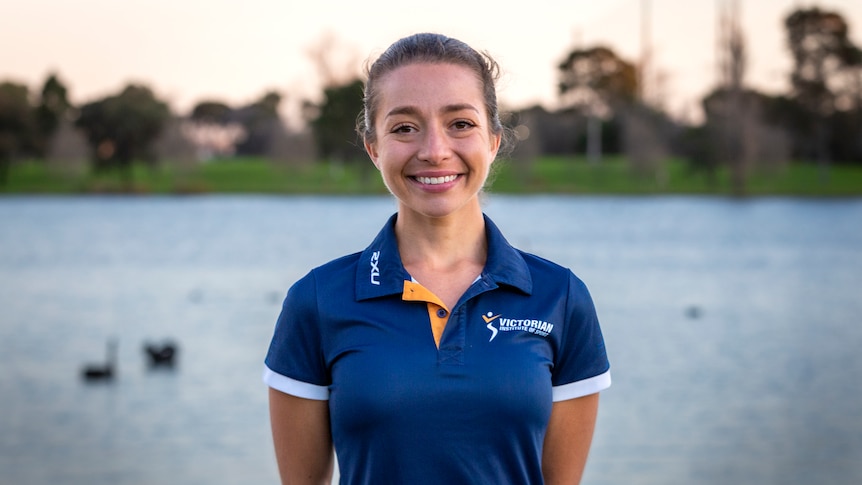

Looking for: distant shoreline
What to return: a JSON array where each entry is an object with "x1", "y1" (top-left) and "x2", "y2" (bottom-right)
[{"x1": 3, "y1": 157, "x2": 862, "y2": 197}]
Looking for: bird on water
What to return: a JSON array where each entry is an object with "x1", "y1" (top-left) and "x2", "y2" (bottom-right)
[{"x1": 81, "y1": 338, "x2": 117, "y2": 381}]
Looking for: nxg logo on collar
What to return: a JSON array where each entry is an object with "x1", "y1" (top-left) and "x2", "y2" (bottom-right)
[
  {"x1": 482, "y1": 311, "x2": 555, "y2": 342},
  {"x1": 370, "y1": 251, "x2": 381, "y2": 285}
]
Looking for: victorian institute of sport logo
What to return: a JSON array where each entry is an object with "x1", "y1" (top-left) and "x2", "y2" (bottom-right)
[{"x1": 482, "y1": 311, "x2": 555, "y2": 342}]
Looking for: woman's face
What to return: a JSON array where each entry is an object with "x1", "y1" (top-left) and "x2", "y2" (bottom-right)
[{"x1": 365, "y1": 62, "x2": 501, "y2": 220}]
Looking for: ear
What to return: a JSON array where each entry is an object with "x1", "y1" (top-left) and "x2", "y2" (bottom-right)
[
  {"x1": 489, "y1": 132, "x2": 502, "y2": 161},
  {"x1": 364, "y1": 139, "x2": 381, "y2": 170}
]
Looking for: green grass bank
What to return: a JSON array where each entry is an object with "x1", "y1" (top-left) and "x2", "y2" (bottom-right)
[{"x1": 3, "y1": 156, "x2": 862, "y2": 197}]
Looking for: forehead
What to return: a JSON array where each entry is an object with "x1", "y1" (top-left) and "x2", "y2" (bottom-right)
[{"x1": 376, "y1": 62, "x2": 485, "y2": 110}]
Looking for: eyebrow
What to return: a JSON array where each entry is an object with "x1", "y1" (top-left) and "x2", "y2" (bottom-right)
[{"x1": 384, "y1": 103, "x2": 480, "y2": 119}]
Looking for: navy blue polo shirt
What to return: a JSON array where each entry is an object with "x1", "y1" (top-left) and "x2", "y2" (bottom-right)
[{"x1": 264, "y1": 214, "x2": 610, "y2": 484}]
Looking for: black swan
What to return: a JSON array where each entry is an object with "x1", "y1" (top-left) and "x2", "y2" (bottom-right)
[
  {"x1": 81, "y1": 339, "x2": 117, "y2": 381},
  {"x1": 144, "y1": 340, "x2": 178, "y2": 367}
]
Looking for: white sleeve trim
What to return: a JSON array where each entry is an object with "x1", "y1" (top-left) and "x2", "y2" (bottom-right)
[
  {"x1": 263, "y1": 365, "x2": 330, "y2": 401},
  {"x1": 552, "y1": 370, "x2": 611, "y2": 402}
]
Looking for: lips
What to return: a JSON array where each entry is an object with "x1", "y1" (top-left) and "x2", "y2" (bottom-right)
[{"x1": 414, "y1": 175, "x2": 458, "y2": 185}]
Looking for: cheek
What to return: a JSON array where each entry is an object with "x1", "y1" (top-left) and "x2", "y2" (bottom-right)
[
  {"x1": 376, "y1": 142, "x2": 411, "y2": 167},
  {"x1": 467, "y1": 141, "x2": 497, "y2": 167}
]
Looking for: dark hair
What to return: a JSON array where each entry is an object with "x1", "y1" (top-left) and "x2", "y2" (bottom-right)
[{"x1": 357, "y1": 33, "x2": 512, "y2": 155}]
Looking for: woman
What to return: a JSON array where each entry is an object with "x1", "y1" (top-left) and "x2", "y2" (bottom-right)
[{"x1": 264, "y1": 32, "x2": 611, "y2": 484}]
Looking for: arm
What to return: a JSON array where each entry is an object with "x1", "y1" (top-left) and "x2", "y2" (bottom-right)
[
  {"x1": 269, "y1": 388, "x2": 334, "y2": 485},
  {"x1": 541, "y1": 392, "x2": 600, "y2": 485}
]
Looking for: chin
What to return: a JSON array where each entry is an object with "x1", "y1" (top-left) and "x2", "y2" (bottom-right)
[{"x1": 404, "y1": 197, "x2": 480, "y2": 220}]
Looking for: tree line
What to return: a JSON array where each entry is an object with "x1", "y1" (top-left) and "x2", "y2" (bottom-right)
[{"x1": 1, "y1": 6, "x2": 860, "y2": 194}]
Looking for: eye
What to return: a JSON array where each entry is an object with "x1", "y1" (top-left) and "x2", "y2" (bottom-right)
[
  {"x1": 452, "y1": 120, "x2": 476, "y2": 131},
  {"x1": 391, "y1": 123, "x2": 416, "y2": 134}
]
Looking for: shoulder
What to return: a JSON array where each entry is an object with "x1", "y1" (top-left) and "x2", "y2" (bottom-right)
[
  {"x1": 287, "y1": 252, "x2": 362, "y2": 300},
  {"x1": 517, "y1": 249, "x2": 582, "y2": 282},
  {"x1": 517, "y1": 249, "x2": 594, "y2": 300},
  {"x1": 311, "y1": 251, "x2": 363, "y2": 277}
]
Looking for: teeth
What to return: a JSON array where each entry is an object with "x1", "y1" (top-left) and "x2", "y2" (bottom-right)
[{"x1": 416, "y1": 175, "x2": 457, "y2": 185}]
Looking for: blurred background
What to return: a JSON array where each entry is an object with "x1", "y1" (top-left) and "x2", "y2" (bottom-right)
[
  {"x1": 1, "y1": 0, "x2": 861, "y2": 194},
  {"x1": 1, "y1": 1, "x2": 862, "y2": 484}
]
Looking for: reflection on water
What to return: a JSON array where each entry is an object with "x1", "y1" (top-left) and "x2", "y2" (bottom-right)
[{"x1": 1, "y1": 195, "x2": 861, "y2": 484}]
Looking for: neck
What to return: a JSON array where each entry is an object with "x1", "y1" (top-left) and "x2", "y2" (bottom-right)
[{"x1": 395, "y1": 204, "x2": 487, "y2": 273}]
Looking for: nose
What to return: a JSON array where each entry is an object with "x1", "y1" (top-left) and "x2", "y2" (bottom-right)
[{"x1": 417, "y1": 124, "x2": 452, "y2": 164}]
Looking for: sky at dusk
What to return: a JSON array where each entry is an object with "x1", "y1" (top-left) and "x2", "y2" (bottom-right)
[{"x1": 2, "y1": 0, "x2": 861, "y2": 124}]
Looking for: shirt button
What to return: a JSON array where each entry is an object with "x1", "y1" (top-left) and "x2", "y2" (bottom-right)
[{"x1": 436, "y1": 308, "x2": 448, "y2": 318}]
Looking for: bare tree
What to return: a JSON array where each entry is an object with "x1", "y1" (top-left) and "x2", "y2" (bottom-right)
[
  {"x1": 716, "y1": 0, "x2": 749, "y2": 194},
  {"x1": 709, "y1": 1, "x2": 792, "y2": 195},
  {"x1": 46, "y1": 119, "x2": 89, "y2": 179},
  {"x1": 154, "y1": 117, "x2": 198, "y2": 182},
  {"x1": 620, "y1": 0, "x2": 672, "y2": 187},
  {"x1": 305, "y1": 31, "x2": 363, "y2": 90},
  {"x1": 268, "y1": 119, "x2": 316, "y2": 168},
  {"x1": 621, "y1": 105, "x2": 670, "y2": 186}
]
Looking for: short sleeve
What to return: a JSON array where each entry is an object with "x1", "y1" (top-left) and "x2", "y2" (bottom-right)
[
  {"x1": 551, "y1": 272, "x2": 611, "y2": 401},
  {"x1": 263, "y1": 270, "x2": 330, "y2": 400}
]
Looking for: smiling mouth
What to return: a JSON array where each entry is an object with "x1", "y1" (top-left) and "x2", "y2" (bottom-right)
[{"x1": 414, "y1": 175, "x2": 459, "y2": 185}]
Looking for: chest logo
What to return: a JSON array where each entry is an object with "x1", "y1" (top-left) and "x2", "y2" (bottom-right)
[
  {"x1": 482, "y1": 311, "x2": 555, "y2": 341},
  {"x1": 482, "y1": 312, "x2": 501, "y2": 341}
]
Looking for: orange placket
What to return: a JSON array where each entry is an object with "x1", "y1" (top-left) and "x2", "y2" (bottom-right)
[{"x1": 402, "y1": 280, "x2": 450, "y2": 348}]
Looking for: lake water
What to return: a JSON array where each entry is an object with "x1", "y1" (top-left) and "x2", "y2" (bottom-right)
[{"x1": 1, "y1": 194, "x2": 861, "y2": 484}]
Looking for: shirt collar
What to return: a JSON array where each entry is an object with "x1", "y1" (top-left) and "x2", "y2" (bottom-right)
[
  {"x1": 482, "y1": 215, "x2": 532, "y2": 294},
  {"x1": 355, "y1": 213, "x2": 532, "y2": 301}
]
